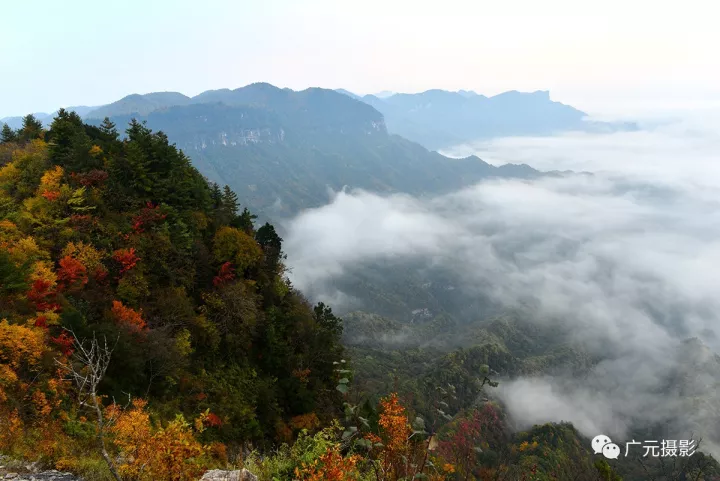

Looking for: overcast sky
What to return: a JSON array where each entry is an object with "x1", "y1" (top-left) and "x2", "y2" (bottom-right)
[{"x1": 2, "y1": 0, "x2": 719, "y2": 118}]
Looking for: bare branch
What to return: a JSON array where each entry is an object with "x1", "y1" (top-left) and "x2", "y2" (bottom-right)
[{"x1": 55, "y1": 329, "x2": 123, "y2": 481}]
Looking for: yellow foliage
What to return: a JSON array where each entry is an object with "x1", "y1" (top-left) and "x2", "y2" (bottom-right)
[
  {"x1": 108, "y1": 399, "x2": 213, "y2": 481},
  {"x1": 32, "y1": 389, "x2": 52, "y2": 417},
  {"x1": 0, "y1": 319, "x2": 46, "y2": 370},
  {"x1": 30, "y1": 260, "x2": 58, "y2": 288},
  {"x1": 8, "y1": 236, "x2": 48, "y2": 264},
  {"x1": 294, "y1": 446, "x2": 361, "y2": 481},
  {"x1": 0, "y1": 219, "x2": 18, "y2": 234},
  {"x1": 0, "y1": 409, "x2": 22, "y2": 451},
  {"x1": 89, "y1": 145, "x2": 103, "y2": 157},
  {"x1": 290, "y1": 412, "x2": 321, "y2": 431},
  {"x1": 61, "y1": 241, "x2": 105, "y2": 272},
  {"x1": 212, "y1": 226, "x2": 263, "y2": 271},
  {"x1": 175, "y1": 329, "x2": 194, "y2": 356},
  {"x1": 39, "y1": 165, "x2": 64, "y2": 192},
  {"x1": 0, "y1": 161, "x2": 21, "y2": 190}
]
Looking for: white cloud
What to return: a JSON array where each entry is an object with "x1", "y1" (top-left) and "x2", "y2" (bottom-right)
[{"x1": 283, "y1": 119, "x2": 720, "y2": 452}]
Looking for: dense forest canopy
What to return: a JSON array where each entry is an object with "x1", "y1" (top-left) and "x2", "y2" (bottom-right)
[{"x1": 1, "y1": 113, "x2": 718, "y2": 481}]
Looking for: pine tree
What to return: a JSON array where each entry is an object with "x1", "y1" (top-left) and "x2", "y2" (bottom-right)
[
  {"x1": 222, "y1": 185, "x2": 239, "y2": 217},
  {"x1": 99, "y1": 117, "x2": 119, "y2": 140},
  {"x1": 210, "y1": 183, "x2": 222, "y2": 209},
  {"x1": 18, "y1": 114, "x2": 44, "y2": 142},
  {"x1": 48, "y1": 109, "x2": 94, "y2": 171},
  {"x1": 237, "y1": 207, "x2": 257, "y2": 233},
  {"x1": 0, "y1": 123, "x2": 17, "y2": 143}
]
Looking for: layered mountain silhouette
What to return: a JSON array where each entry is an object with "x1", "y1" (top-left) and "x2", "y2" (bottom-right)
[
  {"x1": 72, "y1": 83, "x2": 548, "y2": 217},
  {"x1": 337, "y1": 88, "x2": 638, "y2": 150},
  {"x1": 4, "y1": 83, "x2": 617, "y2": 216}
]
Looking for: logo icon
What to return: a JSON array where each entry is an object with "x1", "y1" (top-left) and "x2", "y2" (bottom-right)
[
  {"x1": 602, "y1": 442, "x2": 621, "y2": 459},
  {"x1": 592, "y1": 434, "x2": 613, "y2": 455}
]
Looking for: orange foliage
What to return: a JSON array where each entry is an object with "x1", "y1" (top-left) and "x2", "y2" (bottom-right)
[
  {"x1": 367, "y1": 393, "x2": 442, "y2": 481},
  {"x1": 51, "y1": 332, "x2": 74, "y2": 357},
  {"x1": 203, "y1": 412, "x2": 223, "y2": 428},
  {"x1": 113, "y1": 248, "x2": 140, "y2": 274},
  {"x1": 0, "y1": 409, "x2": 22, "y2": 451},
  {"x1": 108, "y1": 399, "x2": 212, "y2": 481},
  {"x1": 378, "y1": 393, "x2": 412, "y2": 460},
  {"x1": 37, "y1": 165, "x2": 64, "y2": 201},
  {"x1": 27, "y1": 279, "x2": 60, "y2": 312},
  {"x1": 295, "y1": 446, "x2": 361, "y2": 481},
  {"x1": 212, "y1": 262, "x2": 235, "y2": 287},
  {"x1": 0, "y1": 319, "x2": 46, "y2": 371},
  {"x1": 56, "y1": 255, "x2": 88, "y2": 291},
  {"x1": 290, "y1": 412, "x2": 320, "y2": 431},
  {"x1": 41, "y1": 190, "x2": 60, "y2": 201},
  {"x1": 292, "y1": 367, "x2": 312, "y2": 384},
  {"x1": 0, "y1": 320, "x2": 69, "y2": 456},
  {"x1": 111, "y1": 300, "x2": 147, "y2": 332}
]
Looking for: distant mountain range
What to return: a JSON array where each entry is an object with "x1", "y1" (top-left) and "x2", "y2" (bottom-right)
[
  {"x1": 3, "y1": 83, "x2": 616, "y2": 216},
  {"x1": 335, "y1": 88, "x2": 638, "y2": 150},
  {"x1": 3, "y1": 85, "x2": 636, "y2": 152},
  {"x1": 80, "y1": 83, "x2": 543, "y2": 217}
]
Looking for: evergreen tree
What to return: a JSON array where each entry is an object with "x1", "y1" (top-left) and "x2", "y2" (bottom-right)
[
  {"x1": 48, "y1": 109, "x2": 94, "y2": 171},
  {"x1": 222, "y1": 185, "x2": 239, "y2": 217},
  {"x1": 0, "y1": 123, "x2": 17, "y2": 143},
  {"x1": 18, "y1": 114, "x2": 44, "y2": 142},
  {"x1": 236, "y1": 207, "x2": 257, "y2": 233},
  {"x1": 210, "y1": 182, "x2": 222, "y2": 209},
  {"x1": 256, "y1": 223, "x2": 283, "y2": 259},
  {"x1": 99, "y1": 117, "x2": 119, "y2": 140}
]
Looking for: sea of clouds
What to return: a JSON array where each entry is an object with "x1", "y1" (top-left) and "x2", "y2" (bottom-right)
[{"x1": 282, "y1": 111, "x2": 720, "y2": 453}]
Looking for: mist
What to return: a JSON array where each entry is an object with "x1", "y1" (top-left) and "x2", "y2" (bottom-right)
[{"x1": 282, "y1": 116, "x2": 720, "y2": 454}]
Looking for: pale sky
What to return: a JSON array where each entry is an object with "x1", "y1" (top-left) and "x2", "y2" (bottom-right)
[{"x1": 2, "y1": 0, "x2": 719, "y2": 118}]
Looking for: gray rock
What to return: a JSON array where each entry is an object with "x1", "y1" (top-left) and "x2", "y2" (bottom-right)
[
  {"x1": 199, "y1": 469, "x2": 257, "y2": 481},
  {"x1": 2, "y1": 470, "x2": 80, "y2": 481}
]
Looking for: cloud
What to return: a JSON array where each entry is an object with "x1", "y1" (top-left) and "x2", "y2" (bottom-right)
[{"x1": 282, "y1": 119, "x2": 720, "y2": 453}]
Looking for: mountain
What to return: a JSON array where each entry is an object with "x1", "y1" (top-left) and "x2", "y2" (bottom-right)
[
  {"x1": 1, "y1": 112, "x2": 51, "y2": 129},
  {"x1": 85, "y1": 91, "x2": 191, "y2": 118},
  {"x1": 7, "y1": 84, "x2": 637, "y2": 154},
  {"x1": 373, "y1": 90, "x2": 395, "y2": 98},
  {"x1": 2, "y1": 106, "x2": 96, "y2": 129},
  {"x1": 334, "y1": 88, "x2": 361, "y2": 100},
  {"x1": 355, "y1": 89, "x2": 638, "y2": 150},
  {"x1": 89, "y1": 84, "x2": 540, "y2": 218}
]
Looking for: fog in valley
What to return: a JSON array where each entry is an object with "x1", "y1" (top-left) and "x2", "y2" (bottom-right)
[{"x1": 283, "y1": 113, "x2": 720, "y2": 455}]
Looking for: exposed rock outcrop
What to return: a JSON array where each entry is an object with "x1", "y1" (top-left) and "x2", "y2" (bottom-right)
[{"x1": 199, "y1": 469, "x2": 258, "y2": 481}]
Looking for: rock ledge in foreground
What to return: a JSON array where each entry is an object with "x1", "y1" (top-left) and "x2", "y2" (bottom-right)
[{"x1": 199, "y1": 469, "x2": 258, "y2": 481}]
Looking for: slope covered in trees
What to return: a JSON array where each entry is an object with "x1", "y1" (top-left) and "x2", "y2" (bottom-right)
[
  {"x1": 0, "y1": 112, "x2": 347, "y2": 474},
  {"x1": 2, "y1": 114, "x2": 718, "y2": 481}
]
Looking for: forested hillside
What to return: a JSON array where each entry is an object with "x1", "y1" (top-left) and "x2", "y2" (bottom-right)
[
  {"x1": 1, "y1": 113, "x2": 718, "y2": 481},
  {"x1": 0, "y1": 112, "x2": 348, "y2": 478}
]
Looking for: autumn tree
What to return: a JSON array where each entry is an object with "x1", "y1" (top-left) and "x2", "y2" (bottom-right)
[
  {"x1": 436, "y1": 404, "x2": 506, "y2": 480},
  {"x1": 212, "y1": 226, "x2": 263, "y2": 271},
  {"x1": 295, "y1": 446, "x2": 361, "y2": 481},
  {"x1": 107, "y1": 400, "x2": 215, "y2": 481}
]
